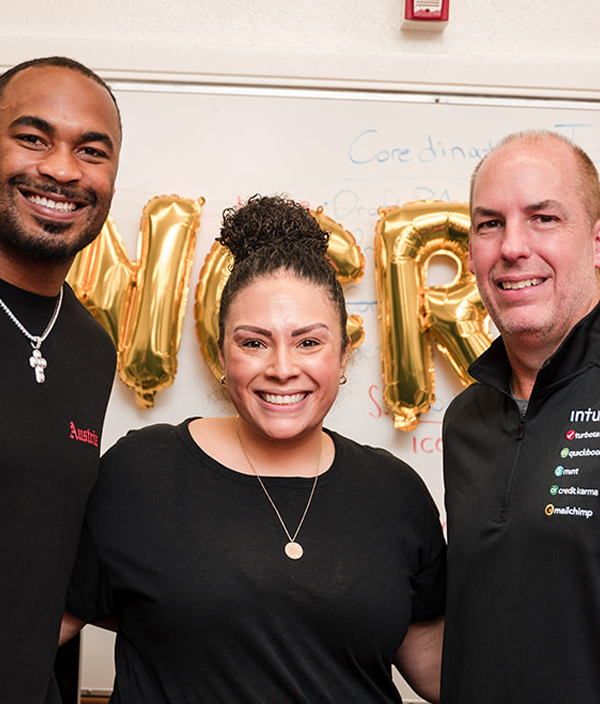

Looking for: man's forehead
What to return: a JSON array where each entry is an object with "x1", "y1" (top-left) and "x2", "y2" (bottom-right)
[
  {"x1": 0, "y1": 65, "x2": 121, "y2": 145},
  {"x1": 485, "y1": 137, "x2": 573, "y2": 174},
  {"x1": 2, "y1": 65, "x2": 78, "y2": 97},
  {"x1": 475, "y1": 141, "x2": 574, "y2": 192}
]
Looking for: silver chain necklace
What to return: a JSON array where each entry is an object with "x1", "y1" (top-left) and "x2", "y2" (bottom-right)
[{"x1": 0, "y1": 285, "x2": 64, "y2": 384}]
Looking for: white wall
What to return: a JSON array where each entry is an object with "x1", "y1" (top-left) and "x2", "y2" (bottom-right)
[
  {"x1": 2, "y1": 0, "x2": 600, "y2": 99},
  {"x1": 3, "y1": 1, "x2": 599, "y2": 701}
]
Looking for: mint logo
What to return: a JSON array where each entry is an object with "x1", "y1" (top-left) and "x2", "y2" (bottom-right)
[{"x1": 555, "y1": 466, "x2": 564, "y2": 477}]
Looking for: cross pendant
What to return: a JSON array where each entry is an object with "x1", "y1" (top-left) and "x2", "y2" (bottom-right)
[{"x1": 29, "y1": 347, "x2": 47, "y2": 384}]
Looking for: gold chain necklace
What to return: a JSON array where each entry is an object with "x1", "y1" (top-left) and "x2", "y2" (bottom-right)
[{"x1": 235, "y1": 418, "x2": 322, "y2": 560}]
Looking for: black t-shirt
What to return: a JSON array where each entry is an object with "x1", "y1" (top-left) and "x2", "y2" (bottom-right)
[
  {"x1": 0, "y1": 278, "x2": 116, "y2": 704},
  {"x1": 68, "y1": 420, "x2": 446, "y2": 704}
]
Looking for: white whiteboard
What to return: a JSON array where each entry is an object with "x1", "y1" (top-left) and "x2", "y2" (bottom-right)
[{"x1": 81, "y1": 82, "x2": 600, "y2": 698}]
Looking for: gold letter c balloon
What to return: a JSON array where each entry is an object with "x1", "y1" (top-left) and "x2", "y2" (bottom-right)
[
  {"x1": 195, "y1": 206, "x2": 366, "y2": 381},
  {"x1": 375, "y1": 200, "x2": 493, "y2": 431}
]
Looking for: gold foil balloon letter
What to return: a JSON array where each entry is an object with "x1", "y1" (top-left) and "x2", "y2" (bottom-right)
[
  {"x1": 68, "y1": 195, "x2": 203, "y2": 408},
  {"x1": 195, "y1": 206, "x2": 365, "y2": 381},
  {"x1": 374, "y1": 201, "x2": 492, "y2": 431}
]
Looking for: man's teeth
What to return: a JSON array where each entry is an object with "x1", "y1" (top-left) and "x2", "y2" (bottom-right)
[
  {"x1": 27, "y1": 194, "x2": 77, "y2": 212},
  {"x1": 500, "y1": 278, "x2": 544, "y2": 290},
  {"x1": 262, "y1": 393, "x2": 307, "y2": 405}
]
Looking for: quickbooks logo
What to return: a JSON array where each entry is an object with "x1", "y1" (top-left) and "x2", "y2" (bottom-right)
[{"x1": 562, "y1": 447, "x2": 600, "y2": 459}]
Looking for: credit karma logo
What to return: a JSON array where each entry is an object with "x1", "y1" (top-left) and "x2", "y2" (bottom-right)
[{"x1": 549, "y1": 484, "x2": 599, "y2": 497}]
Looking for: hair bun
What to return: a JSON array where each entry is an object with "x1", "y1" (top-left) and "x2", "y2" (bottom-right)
[{"x1": 217, "y1": 194, "x2": 329, "y2": 262}]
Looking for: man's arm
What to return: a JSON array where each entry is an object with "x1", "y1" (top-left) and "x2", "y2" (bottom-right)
[
  {"x1": 58, "y1": 612, "x2": 85, "y2": 647},
  {"x1": 59, "y1": 611, "x2": 119, "y2": 647}
]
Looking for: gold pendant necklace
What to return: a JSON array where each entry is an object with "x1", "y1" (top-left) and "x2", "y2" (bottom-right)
[{"x1": 235, "y1": 418, "x2": 322, "y2": 560}]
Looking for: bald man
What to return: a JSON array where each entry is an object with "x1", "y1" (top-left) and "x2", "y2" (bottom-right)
[{"x1": 442, "y1": 130, "x2": 600, "y2": 703}]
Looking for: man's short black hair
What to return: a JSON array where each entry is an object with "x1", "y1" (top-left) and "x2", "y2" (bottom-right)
[{"x1": 0, "y1": 56, "x2": 121, "y2": 135}]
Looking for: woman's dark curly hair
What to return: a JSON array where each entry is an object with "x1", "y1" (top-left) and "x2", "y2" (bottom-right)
[{"x1": 216, "y1": 194, "x2": 349, "y2": 350}]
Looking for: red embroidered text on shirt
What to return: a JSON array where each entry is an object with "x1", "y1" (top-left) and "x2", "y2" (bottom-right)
[{"x1": 69, "y1": 421, "x2": 99, "y2": 447}]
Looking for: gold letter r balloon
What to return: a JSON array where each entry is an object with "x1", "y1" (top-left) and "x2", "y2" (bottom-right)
[{"x1": 375, "y1": 200, "x2": 493, "y2": 431}]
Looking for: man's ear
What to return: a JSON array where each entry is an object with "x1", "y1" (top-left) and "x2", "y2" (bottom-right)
[
  {"x1": 468, "y1": 234, "x2": 475, "y2": 275},
  {"x1": 592, "y1": 218, "x2": 600, "y2": 268}
]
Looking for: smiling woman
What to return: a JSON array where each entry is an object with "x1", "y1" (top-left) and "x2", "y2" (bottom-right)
[
  {"x1": 213, "y1": 195, "x2": 350, "y2": 460},
  {"x1": 63, "y1": 195, "x2": 447, "y2": 704}
]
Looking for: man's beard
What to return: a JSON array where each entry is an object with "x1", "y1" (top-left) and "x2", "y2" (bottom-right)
[{"x1": 0, "y1": 175, "x2": 108, "y2": 264}]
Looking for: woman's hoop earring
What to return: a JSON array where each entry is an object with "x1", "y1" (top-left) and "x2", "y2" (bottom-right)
[
  {"x1": 339, "y1": 374, "x2": 347, "y2": 385},
  {"x1": 220, "y1": 374, "x2": 227, "y2": 387}
]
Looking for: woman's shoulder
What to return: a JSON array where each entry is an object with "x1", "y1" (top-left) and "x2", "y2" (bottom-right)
[
  {"x1": 327, "y1": 429, "x2": 441, "y2": 520},
  {"x1": 101, "y1": 418, "x2": 199, "y2": 466},
  {"x1": 90, "y1": 419, "x2": 201, "y2": 505},
  {"x1": 327, "y1": 428, "x2": 421, "y2": 481}
]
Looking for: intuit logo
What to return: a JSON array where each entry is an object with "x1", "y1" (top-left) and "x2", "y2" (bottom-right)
[
  {"x1": 570, "y1": 408, "x2": 600, "y2": 423},
  {"x1": 69, "y1": 421, "x2": 99, "y2": 448}
]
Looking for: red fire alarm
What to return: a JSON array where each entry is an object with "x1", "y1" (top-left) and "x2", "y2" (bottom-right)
[{"x1": 403, "y1": 0, "x2": 449, "y2": 30}]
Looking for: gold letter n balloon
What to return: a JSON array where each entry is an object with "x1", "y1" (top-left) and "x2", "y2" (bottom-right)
[
  {"x1": 68, "y1": 195, "x2": 203, "y2": 408},
  {"x1": 375, "y1": 200, "x2": 493, "y2": 431}
]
